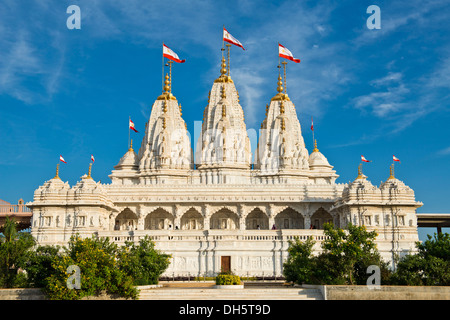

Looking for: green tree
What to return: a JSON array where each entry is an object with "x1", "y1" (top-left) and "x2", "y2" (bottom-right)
[
  {"x1": 118, "y1": 236, "x2": 171, "y2": 285},
  {"x1": 392, "y1": 233, "x2": 450, "y2": 286},
  {"x1": 283, "y1": 223, "x2": 387, "y2": 285},
  {"x1": 43, "y1": 235, "x2": 138, "y2": 300},
  {"x1": 321, "y1": 223, "x2": 380, "y2": 284},
  {"x1": 283, "y1": 237, "x2": 315, "y2": 284},
  {"x1": 24, "y1": 245, "x2": 62, "y2": 288},
  {"x1": 0, "y1": 217, "x2": 35, "y2": 288}
]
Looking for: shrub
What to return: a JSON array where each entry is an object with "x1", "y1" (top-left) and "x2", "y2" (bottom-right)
[
  {"x1": 118, "y1": 236, "x2": 171, "y2": 285},
  {"x1": 24, "y1": 245, "x2": 62, "y2": 288},
  {"x1": 43, "y1": 235, "x2": 138, "y2": 300},
  {"x1": 283, "y1": 237, "x2": 315, "y2": 285},
  {"x1": 215, "y1": 271, "x2": 241, "y2": 285},
  {"x1": 391, "y1": 233, "x2": 450, "y2": 286}
]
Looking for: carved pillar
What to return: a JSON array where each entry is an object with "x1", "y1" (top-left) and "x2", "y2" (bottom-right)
[
  {"x1": 137, "y1": 205, "x2": 145, "y2": 230},
  {"x1": 238, "y1": 204, "x2": 246, "y2": 230},
  {"x1": 202, "y1": 205, "x2": 210, "y2": 230},
  {"x1": 268, "y1": 204, "x2": 275, "y2": 229},
  {"x1": 304, "y1": 215, "x2": 311, "y2": 229}
]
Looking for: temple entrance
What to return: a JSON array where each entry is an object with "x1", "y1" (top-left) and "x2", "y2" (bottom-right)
[{"x1": 221, "y1": 256, "x2": 231, "y2": 273}]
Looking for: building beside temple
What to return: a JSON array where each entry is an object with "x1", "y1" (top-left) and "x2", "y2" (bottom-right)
[{"x1": 28, "y1": 52, "x2": 422, "y2": 277}]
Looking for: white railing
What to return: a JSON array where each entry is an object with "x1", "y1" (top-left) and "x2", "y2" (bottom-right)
[
  {"x1": 96, "y1": 229, "x2": 329, "y2": 244},
  {"x1": 0, "y1": 204, "x2": 31, "y2": 215}
]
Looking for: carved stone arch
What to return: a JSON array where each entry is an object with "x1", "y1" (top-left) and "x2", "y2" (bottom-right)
[
  {"x1": 180, "y1": 206, "x2": 203, "y2": 217},
  {"x1": 144, "y1": 206, "x2": 174, "y2": 219},
  {"x1": 114, "y1": 208, "x2": 138, "y2": 231},
  {"x1": 246, "y1": 207, "x2": 269, "y2": 230},
  {"x1": 180, "y1": 207, "x2": 204, "y2": 230},
  {"x1": 144, "y1": 207, "x2": 174, "y2": 230},
  {"x1": 274, "y1": 206, "x2": 305, "y2": 229},
  {"x1": 210, "y1": 205, "x2": 239, "y2": 216},
  {"x1": 271, "y1": 205, "x2": 290, "y2": 218},
  {"x1": 209, "y1": 207, "x2": 239, "y2": 230},
  {"x1": 310, "y1": 207, "x2": 333, "y2": 229},
  {"x1": 242, "y1": 205, "x2": 268, "y2": 218}
]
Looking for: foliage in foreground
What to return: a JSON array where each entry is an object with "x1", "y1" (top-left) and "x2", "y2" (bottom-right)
[
  {"x1": 215, "y1": 271, "x2": 241, "y2": 285},
  {"x1": 283, "y1": 223, "x2": 391, "y2": 285},
  {"x1": 0, "y1": 217, "x2": 35, "y2": 288},
  {"x1": 0, "y1": 218, "x2": 171, "y2": 299},
  {"x1": 391, "y1": 232, "x2": 450, "y2": 286}
]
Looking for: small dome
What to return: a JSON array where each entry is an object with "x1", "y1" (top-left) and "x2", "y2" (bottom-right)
[
  {"x1": 309, "y1": 150, "x2": 331, "y2": 167},
  {"x1": 114, "y1": 148, "x2": 139, "y2": 171}
]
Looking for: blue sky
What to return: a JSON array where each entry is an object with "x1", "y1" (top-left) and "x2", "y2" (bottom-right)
[{"x1": 1, "y1": 0, "x2": 449, "y2": 240}]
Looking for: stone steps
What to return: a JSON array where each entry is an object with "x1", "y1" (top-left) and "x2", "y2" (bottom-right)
[{"x1": 138, "y1": 287, "x2": 323, "y2": 300}]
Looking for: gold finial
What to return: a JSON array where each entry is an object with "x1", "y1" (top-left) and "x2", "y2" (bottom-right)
[
  {"x1": 221, "y1": 56, "x2": 227, "y2": 75},
  {"x1": 157, "y1": 71, "x2": 176, "y2": 100},
  {"x1": 163, "y1": 73, "x2": 170, "y2": 93},
  {"x1": 313, "y1": 139, "x2": 319, "y2": 153},
  {"x1": 214, "y1": 55, "x2": 233, "y2": 83},
  {"x1": 179, "y1": 104, "x2": 182, "y2": 116},
  {"x1": 87, "y1": 163, "x2": 93, "y2": 179},
  {"x1": 277, "y1": 74, "x2": 284, "y2": 93},
  {"x1": 356, "y1": 163, "x2": 365, "y2": 180},
  {"x1": 54, "y1": 163, "x2": 61, "y2": 180},
  {"x1": 163, "y1": 100, "x2": 168, "y2": 113},
  {"x1": 208, "y1": 91, "x2": 211, "y2": 103},
  {"x1": 281, "y1": 118, "x2": 286, "y2": 131},
  {"x1": 265, "y1": 104, "x2": 269, "y2": 116},
  {"x1": 388, "y1": 163, "x2": 395, "y2": 180},
  {"x1": 162, "y1": 117, "x2": 167, "y2": 129},
  {"x1": 128, "y1": 139, "x2": 133, "y2": 152}
]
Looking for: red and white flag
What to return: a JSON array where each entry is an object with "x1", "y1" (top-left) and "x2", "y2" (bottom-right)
[
  {"x1": 129, "y1": 119, "x2": 138, "y2": 133},
  {"x1": 59, "y1": 155, "x2": 67, "y2": 164},
  {"x1": 361, "y1": 155, "x2": 371, "y2": 163},
  {"x1": 163, "y1": 44, "x2": 186, "y2": 63},
  {"x1": 91, "y1": 154, "x2": 95, "y2": 163},
  {"x1": 393, "y1": 155, "x2": 400, "y2": 162},
  {"x1": 279, "y1": 43, "x2": 301, "y2": 63},
  {"x1": 223, "y1": 28, "x2": 245, "y2": 50},
  {"x1": 311, "y1": 117, "x2": 314, "y2": 131}
]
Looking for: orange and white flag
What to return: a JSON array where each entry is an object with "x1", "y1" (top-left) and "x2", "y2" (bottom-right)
[
  {"x1": 223, "y1": 28, "x2": 245, "y2": 50},
  {"x1": 361, "y1": 155, "x2": 371, "y2": 163},
  {"x1": 59, "y1": 155, "x2": 67, "y2": 164},
  {"x1": 129, "y1": 119, "x2": 138, "y2": 133},
  {"x1": 163, "y1": 44, "x2": 186, "y2": 63},
  {"x1": 279, "y1": 43, "x2": 301, "y2": 63},
  {"x1": 393, "y1": 155, "x2": 400, "y2": 162}
]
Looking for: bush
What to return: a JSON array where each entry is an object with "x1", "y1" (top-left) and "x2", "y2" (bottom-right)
[
  {"x1": 283, "y1": 223, "x2": 388, "y2": 285},
  {"x1": 215, "y1": 271, "x2": 241, "y2": 285},
  {"x1": 24, "y1": 245, "x2": 62, "y2": 288},
  {"x1": 43, "y1": 235, "x2": 138, "y2": 300},
  {"x1": 283, "y1": 237, "x2": 315, "y2": 285},
  {"x1": 391, "y1": 233, "x2": 450, "y2": 286},
  {"x1": 118, "y1": 236, "x2": 171, "y2": 285}
]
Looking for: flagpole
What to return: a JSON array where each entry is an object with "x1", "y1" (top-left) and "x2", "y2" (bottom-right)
[
  {"x1": 226, "y1": 44, "x2": 231, "y2": 77},
  {"x1": 128, "y1": 116, "x2": 131, "y2": 149},
  {"x1": 222, "y1": 25, "x2": 225, "y2": 58},
  {"x1": 162, "y1": 42, "x2": 164, "y2": 94}
]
